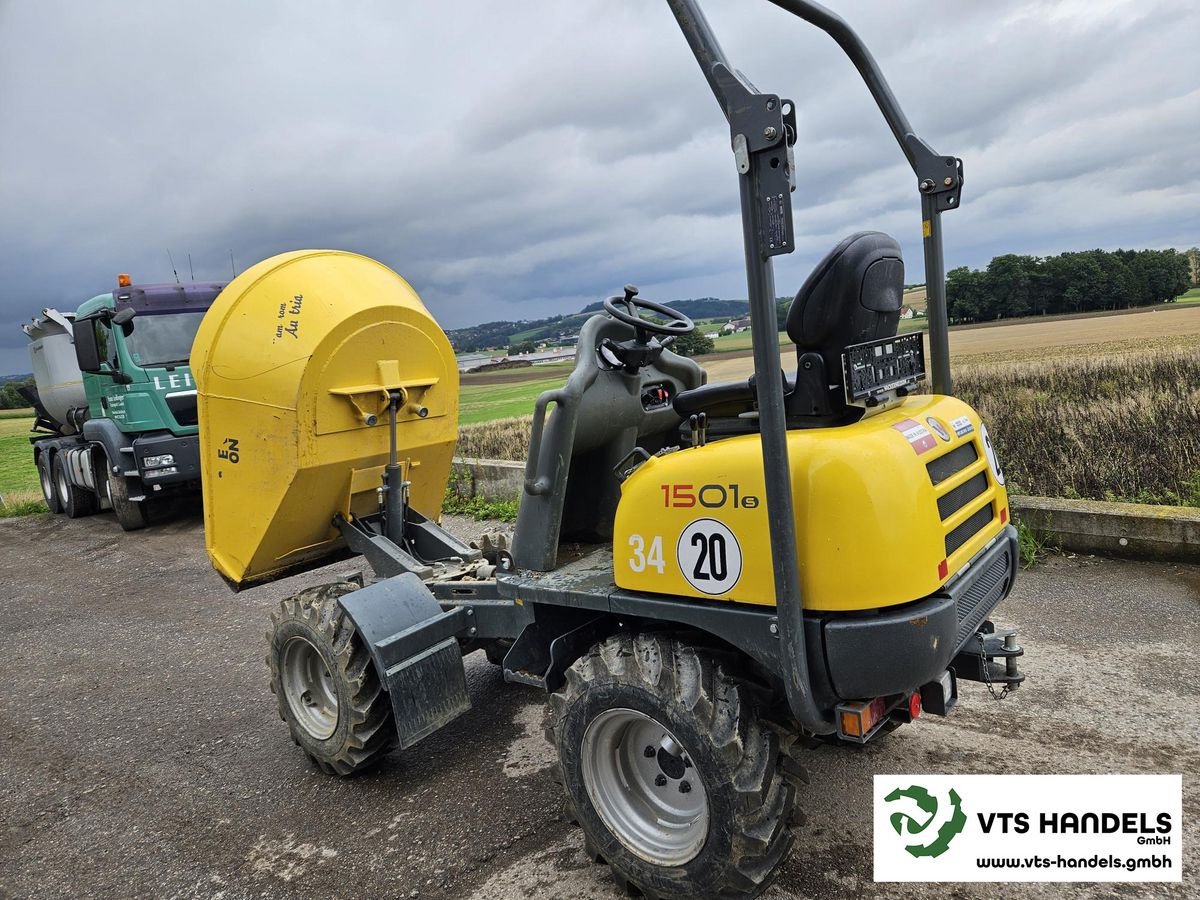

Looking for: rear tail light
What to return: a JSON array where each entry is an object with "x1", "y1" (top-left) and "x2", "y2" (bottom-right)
[{"x1": 836, "y1": 696, "x2": 887, "y2": 743}]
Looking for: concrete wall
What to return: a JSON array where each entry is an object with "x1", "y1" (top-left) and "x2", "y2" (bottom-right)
[
  {"x1": 451, "y1": 457, "x2": 524, "y2": 502},
  {"x1": 1011, "y1": 495, "x2": 1200, "y2": 564}
]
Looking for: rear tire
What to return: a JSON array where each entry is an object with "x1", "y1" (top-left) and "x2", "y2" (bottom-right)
[
  {"x1": 550, "y1": 633, "x2": 796, "y2": 900},
  {"x1": 52, "y1": 454, "x2": 97, "y2": 518},
  {"x1": 38, "y1": 454, "x2": 62, "y2": 514},
  {"x1": 104, "y1": 468, "x2": 148, "y2": 531},
  {"x1": 268, "y1": 582, "x2": 396, "y2": 776}
]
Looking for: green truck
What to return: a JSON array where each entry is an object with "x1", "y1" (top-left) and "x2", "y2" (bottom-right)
[{"x1": 20, "y1": 278, "x2": 223, "y2": 530}]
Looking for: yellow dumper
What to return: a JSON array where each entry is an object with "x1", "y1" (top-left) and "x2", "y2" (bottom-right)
[{"x1": 194, "y1": 2, "x2": 1026, "y2": 897}]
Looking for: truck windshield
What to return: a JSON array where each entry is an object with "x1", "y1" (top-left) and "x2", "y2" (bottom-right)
[{"x1": 124, "y1": 310, "x2": 206, "y2": 368}]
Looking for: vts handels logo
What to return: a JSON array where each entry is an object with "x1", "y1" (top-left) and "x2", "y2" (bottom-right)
[{"x1": 883, "y1": 784, "x2": 967, "y2": 858}]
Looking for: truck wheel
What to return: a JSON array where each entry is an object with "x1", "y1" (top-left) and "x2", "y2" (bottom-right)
[
  {"x1": 103, "y1": 468, "x2": 148, "y2": 531},
  {"x1": 38, "y1": 454, "x2": 62, "y2": 514},
  {"x1": 550, "y1": 634, "x2": 796, "y2": 900},
  {"x1": 52, "y1": 454, "x2": 97, "y2": 518},
  {"x1": 268, "y1": 582, "x2": 396, "y2": 776}
]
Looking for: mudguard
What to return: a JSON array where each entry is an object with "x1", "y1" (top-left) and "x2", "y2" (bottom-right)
[{"x1": 338, "y1": 573, "x2": 472, "y2": 749}]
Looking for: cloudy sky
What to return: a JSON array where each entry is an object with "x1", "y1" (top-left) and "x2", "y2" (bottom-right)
[{"x1": 1, "y1": 0, "x2": 1196, "y2": 374}]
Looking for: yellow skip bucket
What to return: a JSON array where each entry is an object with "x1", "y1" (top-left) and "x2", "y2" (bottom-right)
[{"x1": 192, "y1": 250, "x2": 458, "y2": 589}]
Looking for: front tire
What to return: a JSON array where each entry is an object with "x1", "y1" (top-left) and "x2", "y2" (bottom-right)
[
  {"x1": 104, "y1": 468, "x2": 148, "y2": 531},
  {"x1": 550, "y1": 634, "x2": 796, "y2": 900},
  {"x1": 268, "y1": 582, "x2": 396, "y2": 775},
  {"x1": 52, "y1": 454, "x2": 97, "y2": 519}
]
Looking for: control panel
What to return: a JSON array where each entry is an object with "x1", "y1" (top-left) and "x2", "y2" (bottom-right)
[{"x1": 640, "y1": 382, "x2": 674, "y2": 411}]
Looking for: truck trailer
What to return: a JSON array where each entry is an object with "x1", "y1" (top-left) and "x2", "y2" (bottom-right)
[{"x1": 21, "y1": 277, "x2": 222, "y2": 530}]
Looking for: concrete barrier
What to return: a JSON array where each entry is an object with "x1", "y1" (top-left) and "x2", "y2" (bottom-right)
[
  {"x1": 451, "y1": 457, "x2": 524, "y2": 502},
  {"x1": 448, "y1": 458, "x2": 1200, "y2": 564},
  {"x1": 1011, "y1": 495, "x2": 1200, "y2": 564}
]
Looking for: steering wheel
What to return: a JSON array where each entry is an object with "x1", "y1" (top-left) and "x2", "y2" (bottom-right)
[{"x1": 603, "y1": 285, "x2": 695, "y2": 342}]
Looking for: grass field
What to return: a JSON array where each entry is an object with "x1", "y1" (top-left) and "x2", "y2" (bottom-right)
[
  {"x1": 459, "y1": 373, "x2": 568, "y2": 425},
  {"x1": 0, "y1": 410, "x2": 43, "y2": 513}
]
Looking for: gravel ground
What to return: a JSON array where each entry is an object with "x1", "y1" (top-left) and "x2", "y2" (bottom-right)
[{"x1": 1, "y1": 504, "x2": 1196, "y2": 899}]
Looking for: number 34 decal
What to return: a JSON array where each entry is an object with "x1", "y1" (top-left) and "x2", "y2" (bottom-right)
[
  {"x1": 627, "y1": 534, "x2": 666, "y2": 574},
  {"x1": 628, "y1": 519, "x2": 743, "y2": 596}
]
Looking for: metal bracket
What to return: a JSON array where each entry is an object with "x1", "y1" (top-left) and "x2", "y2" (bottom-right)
[
  {"x1": 907, "y1": 135, "x2": 963, "y2": 213},
  {"x1": 613, "y1": 446, "x2": 651, "y2": 482},
  {"x1": 714, "y1": 63, "x2": 796, "y2": 258}
]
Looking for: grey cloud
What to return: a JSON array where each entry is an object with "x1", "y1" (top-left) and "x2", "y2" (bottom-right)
[{"x1": 2, "y1": 0, "x2": 1197, "y2": 374}]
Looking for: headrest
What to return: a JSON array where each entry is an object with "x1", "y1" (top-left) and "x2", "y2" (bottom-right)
[{"x1": 786, "y1": 231, "x2": 904, "y2": 350}]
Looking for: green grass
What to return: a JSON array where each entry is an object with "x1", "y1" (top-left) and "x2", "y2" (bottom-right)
[
  {"x1": 0, "y1": 496, "x2": 46, "y2": 518},
  {"x1": 1015, "y1": 519, "x2": 1047, "y2": 568},
  {"x1": 0, "y1": 414, "x2": 39, "y2": 496},
  {"x1": 1176, "y1": 287, "x2": 1200, "y2": 304},
  {"x1": 0, "y1": 406, "x2": 35, "y2": 420},
  {"x1": 459, "y1": 375, "x2": 566, "y2": 425},
  {"x1": 442, "y1": 487, "x2": 519, "y2": 522}
]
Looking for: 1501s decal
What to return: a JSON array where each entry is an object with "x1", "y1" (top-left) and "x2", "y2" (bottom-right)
[{"x1": 660, "y1": 483, "x2": 760, "y2": 509}]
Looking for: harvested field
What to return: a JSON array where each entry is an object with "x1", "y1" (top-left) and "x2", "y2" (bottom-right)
[
  {"x1": 956, "y1": 349, "x2": 1200, "y2": 505},
  {"x1": 458, "y1": 415, "x2": 533, "y2": 461},
  {"x1": 701, "y1": 304, "x2": 1200, "y2": 382}
]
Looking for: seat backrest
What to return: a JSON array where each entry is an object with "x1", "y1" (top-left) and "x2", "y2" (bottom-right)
[{"x1": 785, "y1": 231, "x2": 904, "y2": 418}]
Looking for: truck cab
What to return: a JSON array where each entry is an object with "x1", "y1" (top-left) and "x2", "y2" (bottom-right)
[{"x1": 26, "y1": 277, "x2": 223, "y2": 529}]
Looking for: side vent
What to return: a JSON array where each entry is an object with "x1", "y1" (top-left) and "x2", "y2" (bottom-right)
[{"x1": 926, "y1": 439, "x2": 995, "y2": 560}]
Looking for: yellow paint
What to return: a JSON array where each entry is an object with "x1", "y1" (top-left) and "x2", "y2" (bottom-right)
[
  {"x1": 922, "y1": 219, "x2": 932, "y2": 238},
  {"x1": 613, "y1": 396, "x2": 1008, "y2": 611},
  {"x1": 192, "y1": 250, "x2": 458, "y2": 588}
]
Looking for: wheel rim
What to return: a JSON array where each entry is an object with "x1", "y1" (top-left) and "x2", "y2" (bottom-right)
[
  {"x1": 581, "y1": 708, "x2": 709, "y2": 866},
  {"x1": 281, "y1": 636, "x2": 339, "y2": 740},
  {"x1": 55, "y1": 465, "x2": 70, "y2": 507},
  {"x1": 40, "y1": 461, "x2": 54, "y2": 503}
]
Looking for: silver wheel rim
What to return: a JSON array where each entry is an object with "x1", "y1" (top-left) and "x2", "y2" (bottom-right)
[
  {"x1": 55, "y1": 465, "x2": 70, "y2": 507},
  {"x1": 281, "y1": 636, "x2": 339, "y2": 740},
  {"x1": 581, "y1": 708, "x2": 709, "y2": 866},
  {"x1": 40, "y1": 461, "x2": 53, "y2": 503}
]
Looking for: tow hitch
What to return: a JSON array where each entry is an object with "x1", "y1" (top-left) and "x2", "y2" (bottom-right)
[{"x1": 952, "y1": 620, "x2": 1026, "y2": 700}]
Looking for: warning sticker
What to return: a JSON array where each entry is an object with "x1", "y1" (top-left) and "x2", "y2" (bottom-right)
[
  {"x1": 893, "y1": 418, "x2": 937, "y2": 454},
  {"x1": 950, "y1": 415, "x2": 974, "y2": 438}
]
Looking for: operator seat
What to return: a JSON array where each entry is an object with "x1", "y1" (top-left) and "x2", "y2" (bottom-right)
[
  {"x1": 785, "y1": 230, "x2": 904, "y2": 420},
  {"x1": 672, "y1": 231, "x2": 904, "y2": 429}
]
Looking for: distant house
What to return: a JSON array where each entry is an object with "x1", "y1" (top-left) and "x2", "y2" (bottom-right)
[
  {"x1": 704, "y1": 331, "x2": 720, "y2": 340},
  {"x1": 722, "y1": 316, "x2": 752, "y2": 334},
  {"x1": 899, "y1": 306, "x2": 915, "y2": 320}
]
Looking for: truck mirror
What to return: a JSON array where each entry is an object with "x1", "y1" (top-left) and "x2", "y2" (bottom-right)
[
  {"x1": 72, "y1": 318, "x2": 103, "y2": 372},
  {"x1": 111, "y1": 307, "x2": 136, "y2": 335}
]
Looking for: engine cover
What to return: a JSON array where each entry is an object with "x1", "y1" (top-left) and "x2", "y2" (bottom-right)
[{"x1": 613, "y1": 395, "x2": 1009, "y2": 612}]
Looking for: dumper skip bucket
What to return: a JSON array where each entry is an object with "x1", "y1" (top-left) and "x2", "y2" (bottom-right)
[{"x1": 193, "y1": 250, "x2": 459, "y2": 589}]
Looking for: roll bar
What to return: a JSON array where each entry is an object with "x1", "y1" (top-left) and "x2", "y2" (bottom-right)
[{"x1": 665, "y1": 0, "x2": 963, "y2": 734}]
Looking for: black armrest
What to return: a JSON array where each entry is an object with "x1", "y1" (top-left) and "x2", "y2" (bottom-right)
[{"x1": 673, "y1": 379, "x2": 754, "y2": 417}]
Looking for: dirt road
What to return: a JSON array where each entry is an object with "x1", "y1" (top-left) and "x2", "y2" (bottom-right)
[{"x1": 1, "y1": 508, "x2": 1196, "y2": 899}]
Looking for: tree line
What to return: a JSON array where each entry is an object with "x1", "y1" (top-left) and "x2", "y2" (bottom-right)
[
  {"x1": 946, "y1": 248, "x2": 1192, "y2": 324},
  {"x1": 0, "y1": 375, "x2": 35, "y2": 410}
]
